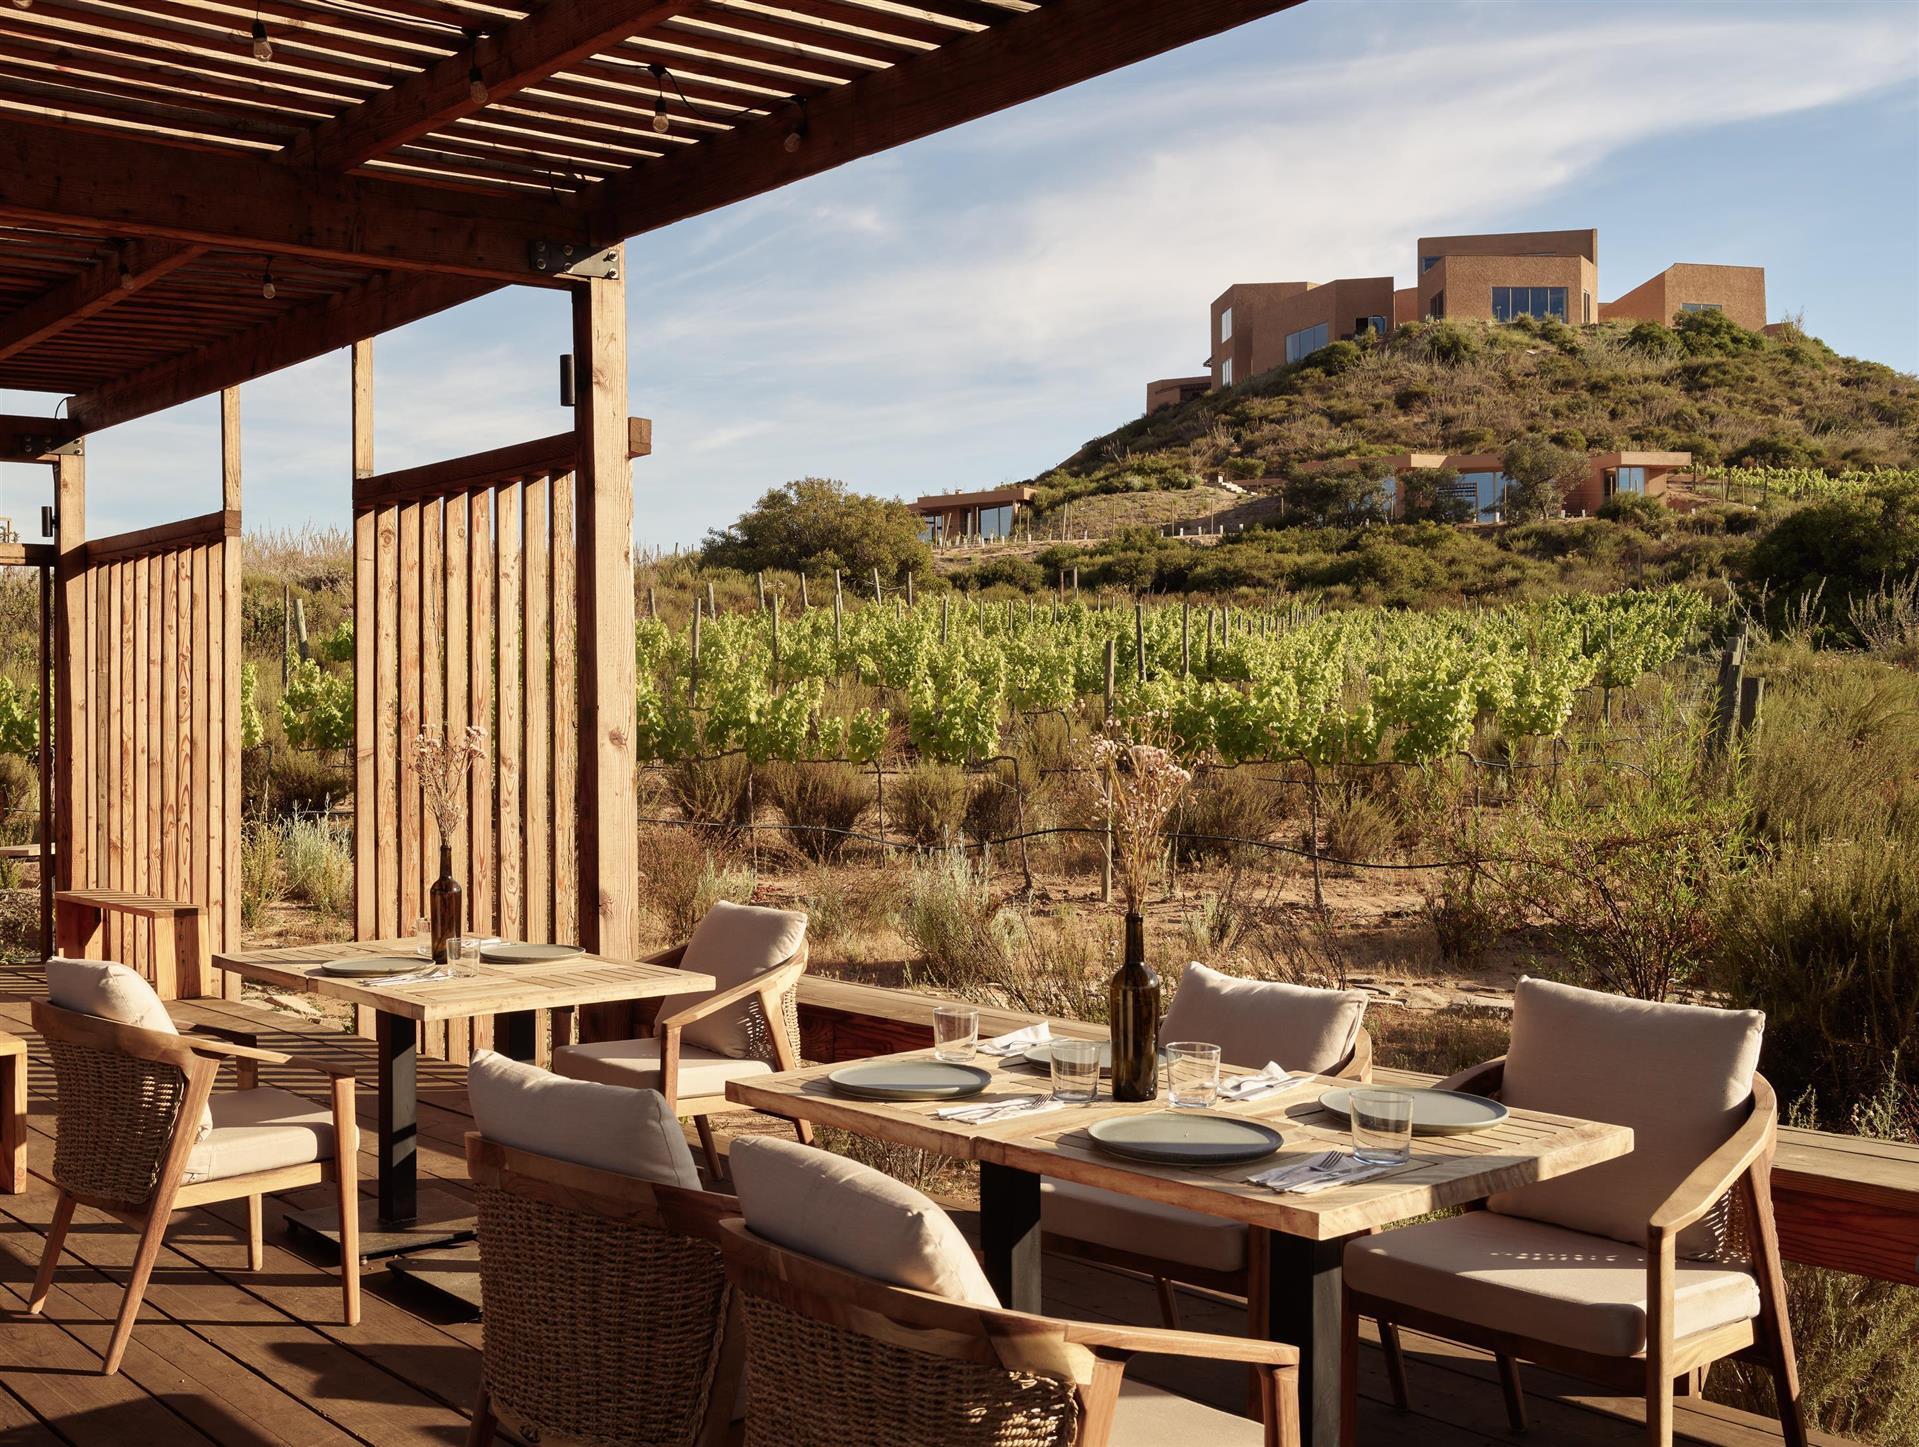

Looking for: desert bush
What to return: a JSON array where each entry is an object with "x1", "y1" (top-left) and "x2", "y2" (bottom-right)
[
  {"x1": 1321, "y1": 794, "x2": 1396, "y2": 867},
  {"x1": 763, "y1": 760, "x2": 868, "y2": 861},
  {"x1": 277, "y1": 815, "x2": 352, "y2": 920},
  {"x1": 1175, "y1": 765, "x2": 1287, "y2": 862},
  {"x1": 267, "y1": 747, "x2": 352, "y2": 818},
  {"x1": 1181, "y1": 890, "x2": 1246, "y2": 961},
  {"x1": 1848, "y1": 571, "x2": 1919, "y2": 664},
  {"x1": 888, "y1": 762, "x2": 969, "y2": 847},
  {"x1": 963, "y1": 766, "x2": 1024, "y2": 847},
  {"x1": 1743, "y1": 655, "x2": 1919, "y2": 846},
  {"x1": 1369, "y1": 1004, "x2": 1512, "y2": 1077},
  {"x1": 240, "y1": 822, "x2": 285, "y2": 930},
  {"x1": 799, "y1": 866, "x2": 898, "y2": 965},
  {"x1": 1421, "y1": 870, "x2": 1501, "y2": 967},
  {"x1": 994, "y1": 906, "x2": 1114, "y2": 1023},
  {"x1": 897, "y1": 850, "x2": 1014, "y2": 995},
  {"x1": 665, "y1": 755, "x2": 755, "y2": 838},
  {"x1": 636, "y1": 825, "x2": 755, "y2": 942}
]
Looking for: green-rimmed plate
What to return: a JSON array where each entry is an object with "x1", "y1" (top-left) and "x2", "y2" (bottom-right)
[
  {"x1": 1316, "y1": 1087, "x2": 1508, "y2": 1136},
  {"x1": 827, "y1": 1060, "x2": 992, "y2": 1102},
  {"x1": 319, "y1": 956, "x2": 430, "y2": 979},
  {"x1": 481, "y1": 942, "x2": 585, "y2": 965},
  {"x1": 1086, "y1": 1111, "x2": 1283, "y2": 1166}
]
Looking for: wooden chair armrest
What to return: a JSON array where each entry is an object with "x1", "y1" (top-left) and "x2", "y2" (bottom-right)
[
  {"x1": 180, "y1": 1021, "x2": 260, "y2": 1050},
  {"x1": 1650, "y1": 1081, "x2": 1775, "y2": 1238},
  {"x1": 645, "y1": 942, "x2": 692, "y2": 969},
  {"x1": 186, "y1": 1036, "x2": 355, "y2": 1081},
  {"x1": 1435, "y1": 1055, "x2": 1505, "y2": 1098},
  {"x1": 1059, "y1": 1319, "x2": 1299, "y2": 1367},
  {"x1": 656, "y1": 960, "x2": 805, "y2": 1034}
]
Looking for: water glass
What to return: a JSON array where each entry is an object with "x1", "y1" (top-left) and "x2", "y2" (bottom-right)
[
  {"x1": 1166, "y1": 1042, "x2": 1222, "y2": 1109},
  {"x1": 932, "y1": 1004, "x2": 980, "y2": 1063},
  {"x1": 1351, "y1": 1089, "x2": 1414, "y2": 1165},
  {"x1": 1050, "y1": 1039, "x2": 1101, "y2": 1103}
]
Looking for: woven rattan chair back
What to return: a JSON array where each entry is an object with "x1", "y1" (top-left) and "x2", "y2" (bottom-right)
[
  {"x1": 740, "y1": 940, "x2": 806, "y2": 1069},
  {"x1": 716, "y1": 1220, "x2": 1110, "y2": 1447},
  {"x1": 465, "y1": 1134, "x2": 741, "y2": 1447}
]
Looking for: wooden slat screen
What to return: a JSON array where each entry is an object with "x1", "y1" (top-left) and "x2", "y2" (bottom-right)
[
  {"x1": 355, "y1": 467, "x2": 580, "y2": 1062},
  {"x1": 65, "y1": 511, "x2": 242, "y2": 995}
]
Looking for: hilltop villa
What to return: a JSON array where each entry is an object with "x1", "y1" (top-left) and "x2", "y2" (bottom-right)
[{"x1": 1146, "y1": 228, "x2": 1766, "y2": 410}]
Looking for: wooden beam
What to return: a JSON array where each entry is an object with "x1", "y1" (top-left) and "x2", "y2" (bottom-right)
[
  {"x1": 0, "y1": 239, "x2": 205, "y2": 365},
  {"x1": 352, "y1": 420, "x2": 654, "y2": 507},
  {"x1": 0, "y1": 121, "x2": 590, "y2": 283},
  {"x1": 590, "y1": 0, "x2": 1305, "y2": 243},
  {"x1": 65, "y1": 270, "x2": 489, "y2": 436},
  {"x1": 0, "y1": 542, "x2": 56, "y2": 566},
  {"x1": 0, "y1": 414, "x2": 80, "y2": 463},
  {"x1": 84, "y1": 509, "x2": 238, "y2": 567},
  {"x1": 219, "y1": 387, "x2": 241, "y2": 510},
  {"x1": 286, "y1": 1, "x2": 701, "y2": 173},
  {"x1": 571, "y1": 247, "x2": 637, "y2": 977}
]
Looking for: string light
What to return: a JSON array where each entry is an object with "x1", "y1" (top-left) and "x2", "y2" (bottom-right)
[
  {"x1": 251, "y1": 16, "x2": 273, "y2": 60},
  {"x1": 260, "y1": 258, "x2": 276, "y2": 301},
  {"x1": 468, "y1": 60, "x2": 487, "y2": 105},
  {"x1": 649, "y1": 64, "x2": 671, "y2": 134},
  {"x1": 783, "y1": 97, "x2": 808, "y2": 154}
]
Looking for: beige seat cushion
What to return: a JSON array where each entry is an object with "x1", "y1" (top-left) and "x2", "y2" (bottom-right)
[
  {"x1": 1042, "y1": 1178, "x2": 1246, "y2": 1274},
  {"x1": 670, "y1": 901, "x2": 807, "y2": 1059},
  {"x1": 1109, "y1": 1378, "x2": 1268, "y2": 1447},
  {"x1": 1345, "y1": 1210, "x2": 1760, "y2": 1358},
  {"x1": 469, "y1": 1050, "x2": 701, "y2": 1189},
  {"x1": 183, "y1": 1087, "x2": 336, "y2": 1184},
  {"x1": 732, "y1": 1136, "x2": 999, "y2": 1308},
  {"x1": 551, "y1": 1037, "x2": 775, "y2": 1101},
  {"x1": 1162, "y1": 962, "x2": 1367, "y2": 1073},
  {"x1": 47, "y1": 957, "x2": 212, "y2": 1141},
  {"x1": 1488, "y1": 977, "x2": 1763, "y2": 1256}
]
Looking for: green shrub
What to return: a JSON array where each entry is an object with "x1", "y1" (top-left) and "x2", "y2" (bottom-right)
[
  {"x1": 1748, "y1": 474, "x2": 1919, "y2": 619},
  {"x1": 1321, "y1": 795, "x2": 1396, "y2": 867},
  {"x1": 1624, "y1": 320, "x2": 1681, "y2": 357},
  {"x1": 1674, "y1": 307, "x2": 1763, "y2": 356},
  {"x1": 963, "y1": 766, "x2": 1023, "y2": 847},
  {"x1": 897, "y1": 850, "x2": 1013, "y2": 994},
  {"x1": 1596, "y1": 491, "x2": 1666, "y2": 530}
]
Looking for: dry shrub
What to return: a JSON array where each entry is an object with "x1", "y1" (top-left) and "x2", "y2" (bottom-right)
[
  {"x1": 799, "y1": 866, "x2": 899, "y2": 965},
  {"x1": 1367, "y1": 1003, "x2": 1511, "y2": 1077},
  {"x1": 888, "y1": 762, "x2": 969, "y2": 847},
  {"x1": 1175, "y1": 765, "x2": 1289, "y2": 863},
  {"x1": 636, "y1": 824, "x2": 755, "y2": 943},
  {"x1": 666, "y1": 755, "x2": 754, "y2": 838},
  {"x1": 277, "y1": 815, "x2": 353, "y2": 920},
  {"x1": 1421, "y1": 871, "x2": 1501, "y2": 967},
  {"x1": 1321, "y1": 795, "x2": 1397, "y2": 868},
  {"x1": 763, "y1": 761, "x2": 869, "y2": 861},
  {"x1": 240, "y1": 821, "x2": 285, "y2": 931},
  {"x1": 964, "y1": 765, "x2": 1024, "y2": 847}
]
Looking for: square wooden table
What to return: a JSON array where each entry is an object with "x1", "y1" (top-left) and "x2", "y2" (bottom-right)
[
  {"x1": 729, "y1": 1048, "x2": 1633, "y2": 1447},
  {"x1": 215, "y1": 938, "x2": 711, "y2": 1256}
]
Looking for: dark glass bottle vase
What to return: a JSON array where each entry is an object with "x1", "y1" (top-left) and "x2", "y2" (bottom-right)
[
  {"x1": 1108, "y1": 912, "x2": 1161, "y2": 1102},
  {"x1": 429, "y1": 843, "x2": 462, "y2": 965}
]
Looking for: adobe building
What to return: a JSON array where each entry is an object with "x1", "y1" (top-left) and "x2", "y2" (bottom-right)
[
  {"x1": 1145, "y1": 376, "x2": 1210, "y2": 413},
  {"x1": 910, "y1": 485, "x2": 1037, "y2": 542},
  {"x1": 1299, "y1": 449, "x2": 1692, "y2": 521},
  {"x1": 1155, "y1": 228, "x2": 1767, "y2": 407}
]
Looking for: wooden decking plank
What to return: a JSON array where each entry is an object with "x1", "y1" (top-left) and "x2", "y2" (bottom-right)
[{"x1": 0, "y1": 1380, "x2": 65, "y2": 1446}]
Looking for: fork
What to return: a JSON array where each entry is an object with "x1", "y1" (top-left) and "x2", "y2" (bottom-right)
[{"x1": 1247, "y1": 1149, "x2": 1343, "y2": 1188}]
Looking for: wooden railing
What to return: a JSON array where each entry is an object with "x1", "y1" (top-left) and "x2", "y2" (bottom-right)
[{"x1": 791, "y1": 977, "x2": 1919, "y2": 1288}]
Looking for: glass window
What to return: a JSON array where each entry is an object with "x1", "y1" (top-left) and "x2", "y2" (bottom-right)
[
  {"x1": 1492, "y1": 286, "x2": 1511, "y2": 322},
  {"x1": 1494, "y1": 286, "x2": 1567, "y2": 322},
  {"x1": 1681, "y1": 301, "x2": 1722, "y2": 314},
  {"x1": 1457, "y1": 471, "x2": 1513, "y2": 522},
  {"x1": 978, "y1": 504, "x2": 1014, "y2": 540},
  {"x1": 1220, "y1": 357, "x2": 1233, "y2": 387},
  {"x1": 1608, "y1": 466, "x2": 1646, "y2": 497},
  {"x1": 1285, "y1": 322, "x2": 1329, "y2": 364},
  {"x1": 1583, "y1": 291, "x2": 1592, "y2": 324},
  {"x1": 1421, "y1": 255, "x2": 1439, "y2": 273},
  {"x1": 1354, "y1": 314, "x2": 1388, "y2": 338},
  {"x1": 1430, "y1": 290, "x2": 1445, "y2": 319},
  {"x1": 1220, "y1": 306, "x2": 1232, "y2": 341}
]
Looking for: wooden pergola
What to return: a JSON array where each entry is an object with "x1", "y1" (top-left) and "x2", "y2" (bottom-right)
[{"x1": 0, "y1": 0, "x2": 1301, "y2": 1017}]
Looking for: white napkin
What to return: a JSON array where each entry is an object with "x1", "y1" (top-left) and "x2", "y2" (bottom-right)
[
  {"x1": 1247, "y1": 1153, "x2": 1399, "y2": 1194},
  {"x1": 978, "y1": 1023, "x2": 1052, "y2": 1056},
  {"x1": 934, "y1": 1096, "x2": 1068, "y2": 1125},
  {"x1": 1218, "y1": 1062, "x2": 1299, "y2": 1101}
]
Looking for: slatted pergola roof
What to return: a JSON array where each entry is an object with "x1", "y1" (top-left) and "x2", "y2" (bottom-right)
[{"x1": 0, "y1": 0, "x2": 1299, "y2": 445}]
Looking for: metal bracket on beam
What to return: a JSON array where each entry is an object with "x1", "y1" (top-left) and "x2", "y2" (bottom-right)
[{"x1": 529, "y1": 241, "x2": 620, "y2": 280}]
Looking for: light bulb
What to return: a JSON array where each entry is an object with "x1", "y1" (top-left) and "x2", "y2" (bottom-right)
[
  {"x1": 783, "y1": 127, "x2": 802, "y2": 154},
  {"x1": 468, "y1": 64, "x2": 487, "y2": 105},
  {"x1": 261, "y1": 265, "x2": 276, "y2": 300},
  {"x1": 652, "y1": 111, "x2": 670, "y2": 135},
  {"x1": 251, "y1": 18, "x2": 273, "y2": 60}
]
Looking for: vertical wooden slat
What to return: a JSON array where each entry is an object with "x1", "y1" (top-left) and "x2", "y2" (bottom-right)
[
  {"x1": 222, "y1": 531, "x2": 243, "y2": 977},
  {"x1": 351, "y1": 342, "x2": 377, "y2": 1025},
  {"x1": 551, "y1": 470, "x2": 578, "y2": 949},
  {"x1": 191, "y1": 544, "x2": 210, "y2": 950},
  {"x1": 467, "y1": 489, "x2": 493, "y2": 1053},
  {"x1": 146, "y1": 553, "x2": 162, "y2": 932},
  {"x1": 374, "y1": 503, "x2": 400, "y2": 941},
  {"x1": 53, "y1": 451, "x2": 86, "y2": 898},
  {"x1": 523, "y1": 473, "x2": 551, "y2": 944},
  {"x1": 442, "y1": 497, "x2": 471, "y2": 1063},
  {"x1": 398, "y1": 499, "x2": 423, "y2": 949},
  {"x1": 418, "y1": 498, "x2": 446, "y2": 1061},
  {"x1": 206, "y1": 543, "x2": 227, "y2": 976},
  {"x1": 116, "y1": 559, "x2": 132, "y2": 963},
  {"x1": 129, "y1": 554, "x2": 147, "y2": 968},
  {"x1": 161, "y1": 550, "x2": 180, "y2": 903},
  {"x1": 495, "y1": 479, "x2": 523, "y2": 948}
]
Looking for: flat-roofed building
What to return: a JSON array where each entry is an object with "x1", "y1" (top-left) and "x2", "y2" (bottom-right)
[
  {"x1": 1208, "y1": 278, "x2": 1395, "y2": 389},
  {"x1": 1146, "y1": 376, "x2": 1210, "y2": 414},
  {"x1": 1414, "y1": 228, "x2": 1600, "y2": 327},
  {"x1": 910, "y1": 485, "x2": 1037, "y2": 543},
  {"x1": 1601, "y1": 263, "x2": 1767, "y2": 331},
  {"x1": 1301, "y1": 449, "x2": 1692, "y2": 522}
]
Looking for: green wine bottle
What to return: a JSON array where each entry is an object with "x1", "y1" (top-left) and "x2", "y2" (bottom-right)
[{"x1": 1109, "y1": 912, "x2": 1161, "y2": 1102}]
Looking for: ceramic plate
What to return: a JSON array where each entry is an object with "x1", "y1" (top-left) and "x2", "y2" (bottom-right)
[
  {"x1": 827, "y1": 1061, "x2": 992, "y2": 1102},
  {"x1": 480, "y1": 942, "x2": 585, "y2": 965},
  {"x1": 1316, "y1": 1087, "x2": 1508, "y2": 1136},
  {"x1": 319, "y1": 956, "x2": 431, "y2": 979},
  {"x1": 1022, "y1": 1039, "x2": 1114, "y2": 1072},
  {"x1": 1086, "y1": 1111, "x2": 1284, "y2": 1166}
]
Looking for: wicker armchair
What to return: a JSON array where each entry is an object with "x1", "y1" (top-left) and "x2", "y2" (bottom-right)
[
  {"x1": 554, "y1": 902, "x2": 811, "y2": 1179},
  {"x1": 718, "y1": 1217, "x2": 1300, "y2": 1446},
  {"x1": 28, "y1": 999, "x2": 359, "y2": 1374},
  {"x1": 464, "y1": 1131, "x2": 743, "y2": 1447}
]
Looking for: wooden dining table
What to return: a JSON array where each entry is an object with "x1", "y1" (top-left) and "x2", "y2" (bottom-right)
[
  {"x1": 215, "y1": 937, "x2": 711, "y2": 1258},
  {"x1": 728, "y1": 1046, "x2": 1634, "y2": 1447}
]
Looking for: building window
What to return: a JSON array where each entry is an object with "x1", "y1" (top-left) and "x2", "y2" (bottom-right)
[
  {"x1": 1421, "y1": 255, "x2": 1440, "y2": 273},
  {"x1": 977, "y1": 504, "x2": 1014, "y2": 540},
  {"x1": 1284, "y1": 321, "x2": 1329, "y2": 364},
  {"x1": 1680, "y1": 302, "x2": 1722, "y2": 314},
  {"x1": 1583, "y1": 291, "x2": 1592, "y2": 324},
  {"x1": 1220, "y1": 307, "x2": 1232, "y2": 342},
  {"x1": 1430, "y1": 291, "x2": 1445, "y2": 319},
  {"x1": 1219, "y1": 357, "x2": 1233, "y2": 387},
  {"x1": 1607, "y1": 466, "x2": 1647, "y2": 498},
  {"x1": 1491, "y1": 286, "x2": 1568, "y2": 322},
  {"x1": 1457, "y1": 471, "x2": 1514, "y2": 522},
  {"x1": 1354, "y1": 315, "x2": 1388, "y2": 339}
]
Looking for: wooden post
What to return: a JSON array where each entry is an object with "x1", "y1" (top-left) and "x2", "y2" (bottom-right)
[
  {"x1": 1182, "y1": 601, "x2": 1191, "y2": 677},
  {"x1": 690, "y1": 596, "x2": 702, "y2": 704},
  {"x1": 872, "y1": 566, "x2": 882, "y2": 603},
  {"x1": 1135, "y1": 600, "x2": 1146, "y2": 683},
  {"x1": 771, "y1": 592, "x2": 781, "y2": 680},
  {"x1": 647, "y1": 586, "x2": 657, "y2": 620},
  {"x1": 756, "y1": 571, "x2": 766, "y2": 611},
  {"x1": 798, "y1": 574, "x2": 808, "y2": 610},
  {"x1": 1103, "y1": 639, "x2": 1116, "y2": 722},
  {"x1": 706, "y1": 578, "x2": 716, "y2": 617},
  {"x1": 906, "y1": 572, "x2": 914, "y2": 607},
  {"x1": 940, "y1": 595, "x2": 950, "y2": 645},
  {"x1": 351, "y1": 342, "x2": 376, "y2": 976},
  {"x1": 572, "y1": 249, "x2": 638, "y2": 1003},
  {"x1": 833, "y1": 580, "x2": 843, "y2": 650},
  {"x1": 218, "y1": 387, "x2": 243, "y2": 997},
  {"x1": 53, "y1": 446, "x2": 86, "y2": 909}
]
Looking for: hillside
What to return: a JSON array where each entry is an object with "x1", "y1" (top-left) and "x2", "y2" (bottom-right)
[{"x1": 1029, "y1": 312, "x2": 1919, "y2": 513}]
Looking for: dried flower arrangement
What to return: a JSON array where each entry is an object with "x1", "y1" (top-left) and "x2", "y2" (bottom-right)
[
  {"x1": 416, "y1": 726, "x2": 488, "y2": 839},
  {"x1": 1080, "y1": 729, "x2": 1193, "y2": 914}
]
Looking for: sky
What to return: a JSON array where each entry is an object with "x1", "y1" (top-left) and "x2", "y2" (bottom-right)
[{"x1": 3, "y1": 0, "x2": 1917, "y2": 549}]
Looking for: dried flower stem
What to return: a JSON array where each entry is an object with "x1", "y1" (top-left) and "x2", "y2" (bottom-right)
[{"x1": 416, "y1": 726, "x2": 488, "y2": 841}]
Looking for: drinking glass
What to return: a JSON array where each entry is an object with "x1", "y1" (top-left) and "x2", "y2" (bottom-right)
[
  {"x1": 413, "y1": 915, "x2": 433, "y2": 959},
  {"x1": 932, "y1": 1004, "x2": 980, "y2": 1063},
  {"x1": 1166, "y1": 1042, "x2": 1222, "y2": 1109},
  {"x1": 1050, "y1": 1039, "x2": 1101, "y2": 1103},
  {"x1": 1351, "y1": 1089, "x2": 1414, "y2": 1165},
  {"x1": 459, "y1": 934, "x2": 484, "y2": 969}
]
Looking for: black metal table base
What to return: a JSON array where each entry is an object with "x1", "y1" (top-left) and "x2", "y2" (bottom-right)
[{"x1": 283, "y1": 1184, "x2": 477, "y2": 1263}]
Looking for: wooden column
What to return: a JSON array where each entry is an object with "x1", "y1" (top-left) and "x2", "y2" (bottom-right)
[
  {"x1": 53, "y1": 446, "x2": 86, "y2": 898},
  {"x1": 571, "y1": 250, "x2": 637, "y2": 1033},
  {"x1": 350, "y1": 342, "x2": 378, "y2": 1036},
  {"x1": 219, "y1": 388, "x2": 243, "y2": 995}
]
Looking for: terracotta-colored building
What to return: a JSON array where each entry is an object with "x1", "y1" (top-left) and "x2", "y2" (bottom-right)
[
  {"x1": 1301, "y1": 449, "x2": 1691, "y2": 521},
  {"x1": 1145, "y1": 376, "x2": 1210, "y2": 413},
  {"x1": 1163, "y1": 229, "x2": 1766, "y2": 401},
  {"x1": 910, "y1": 485, "x2": 1037, "y2": 542}
]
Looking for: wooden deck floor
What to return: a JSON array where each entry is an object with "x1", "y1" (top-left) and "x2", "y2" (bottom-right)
[{"x1": 0, "y1": 963, "x2": 1837, "y2": 1447}]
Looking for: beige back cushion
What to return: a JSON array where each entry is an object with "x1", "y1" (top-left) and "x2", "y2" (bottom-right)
[
  {"x1": 1488, "y1": 977, "x2": 1763, "y2": 1256},
  {"x1": 675, "y1": 900, "x2": 807, "y2": 1058},
  {"x1": 731, "y1": 1136, "x2": 999, "y2": 1308},
  {"x1": 46, "y1": 956, "x2": 212, "y2": 1140},
  {"x1": 467, "y1": 1050, "x2": 701, "y2": 1190},
  {"x1": 1161, "y1": 962, "x2": 1367, "y2": 1073}
]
